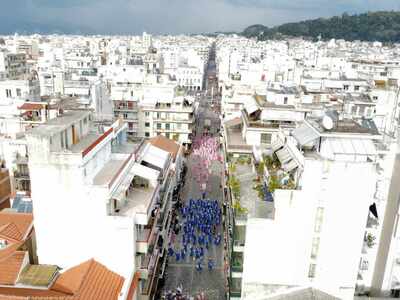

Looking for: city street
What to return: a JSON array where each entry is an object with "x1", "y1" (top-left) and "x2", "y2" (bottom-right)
[{"x1": 161, "y1": 44, "x2": 226, "y2": 299}]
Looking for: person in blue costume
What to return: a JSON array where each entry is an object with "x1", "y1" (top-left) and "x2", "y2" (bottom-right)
[
  {"x1": 196, "y1": 259, "x2": 203, "y2": 271},
  {"x1": 168, "y1": 245, "x2": 174, "y2": 257},
  {"x1": 208, "y1": 258, "x2": 214, "y2": 271}
]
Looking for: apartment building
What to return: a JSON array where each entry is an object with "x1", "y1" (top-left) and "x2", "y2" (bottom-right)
[
  {"x1": 140, "y1": 96, "x2": 195, "y2": 144},
  {"x1": 0, "y1": 51, "x2": 27, "y2": 80},
  {"x1": 224, "y1": 115, "x2": 382, "y2": 300},
  {"x1": 25, "y1": 110, "x2": 183, "y2": 299}
]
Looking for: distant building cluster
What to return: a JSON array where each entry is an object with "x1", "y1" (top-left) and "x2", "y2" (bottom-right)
[
  {"x1": 0, "y1": 32, "x2": 207, "y2": 300},
  {"x1": 217, "y1": 36, "x2": 400, "y2": 299},
  {"x1": 1, "y1": 31, "x2": 400, "y2": 300}
]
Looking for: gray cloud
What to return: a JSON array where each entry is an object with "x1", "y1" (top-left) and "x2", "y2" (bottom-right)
[{"x1": 0, "y1": 0, "x2": 399, "y2": 34}]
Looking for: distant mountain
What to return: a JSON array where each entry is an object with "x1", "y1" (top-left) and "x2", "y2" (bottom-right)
[{"x1": 243, "y1": 11, "x2": 400, "y2": 42}]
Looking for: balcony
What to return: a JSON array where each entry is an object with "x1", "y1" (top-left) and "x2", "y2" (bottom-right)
[
  {"x1": 233, "y1": 240, "x2": 245, "y2": 252},
  {"x1": 114, "y1": 101, "x2": 138, "y2": 112},
  {"x1": 139, "y1": 247, "x2": 160, "y2": 280},
  {"x1": 14, "y1": 171, "x2": 30, "y2": 180},
  {"x1": 229, "y1": 276, "x2": 242, "y2": 299},
  {"x1": 136, "y1": 210, "x2": 160, "y2": 253},
  {"x1": 64, "y1": 80, "x2": 90, "y2": 88},
  {"x1": 231, "y1": 252, "x2": 243, "y2": 273},
  {"x1": 115, "y1": 181, "x2": 160, "y2": 226},
  {"x1": 140, "y1": 252, "x2": 163, "y2": 299}
]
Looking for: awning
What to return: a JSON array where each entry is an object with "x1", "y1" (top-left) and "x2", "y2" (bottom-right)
[
  {"x1": 244, "y1": 99, "x2": 260, "y2": 115},
  {"x1": 141, "y1": 144, "x2": 170, "y2": 170},
  {"x1": 18, "y1": 103, "x2": 45, "y2": 110},
  {"x1": 224, "y1": 117, "x2": 242, "y2": 128},
  {"x1": 132, "y1": 163, "x2": 160, "y2": 182},
  {"x1": 275, "y1": 147, "x2": 292, "y2": 164},
  {"x1": 326, "y1": 138, "x2": 377, "y2": 156},
  {"x1": 271, "y1": 138, "x2": 285, "y2": 152},
  {"x1": 112, "y1": 169, "x2": 135, "y2": 201},
  {"x1": 282, "y1": 159, "x2": 299, "y2": 172},
  {"x1": 292, "y1": 123, "x2": 319, "y2": 146}
]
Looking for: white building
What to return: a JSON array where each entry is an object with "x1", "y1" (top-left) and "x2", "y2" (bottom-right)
[{"x1": 26, "y1": 110, "x2": 183, "y2": 299}]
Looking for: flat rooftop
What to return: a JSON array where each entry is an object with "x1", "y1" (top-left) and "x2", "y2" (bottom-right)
[
  {"x1": 309, "y1": 118, "x2": 379, "y2": 135},
  {"x1": 117, "y1": 186, "x2": 158, "y2": 216},
  {"x1": 69, "y1": 132, "x2": 101, "y2": 153},
  {"x1": 27, "y1": 110, "x2": 90, "y2": 137},
  {"x1": 225, "y1": 127, "x2": 252, "y2": 153},
  {"x1": 233, "y1": 160, "x2": 274, "y2": 219},
  {"x1": 93, "y1": 159, "x2": 127, "y2": 186}
]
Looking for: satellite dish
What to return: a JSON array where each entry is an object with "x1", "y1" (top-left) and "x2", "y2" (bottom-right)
[{"x1": 322, "y1": 115, "x2": 334, "y2": 130}]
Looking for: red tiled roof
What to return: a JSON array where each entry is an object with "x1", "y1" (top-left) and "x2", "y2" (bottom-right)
[
  {"x1": 0, "y1": 259, "x2": 125, "y2": 300},
  {"x1": 51, "y1": 260, "x2": 92, "y2": 295},
  {"x1": 0, "y1": 251, "x2": 26, "y2": 285},
  {"x1": 149, "y1": 135, "x2": 180, "y2": 161},
  {"x1": 0, "y1": 212, "x2": 33, "y2": 241},
  {"x1": 17, "y1": 103, "x2": 45, "y2": 111},
  {"x1": 0, "y1": 212, "x2": 33, "y2": 286},
  {"x1": 0, "y1": 223, "x2": 23, "y2": 242}
]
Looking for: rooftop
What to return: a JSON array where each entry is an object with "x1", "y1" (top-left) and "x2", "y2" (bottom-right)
[
  {"x1": 309, "y1": 118, "x2": 380, "y2": 136},
  {"x1": 69, "y1": 133, "x2": 101, "y2": 153},
  {"x1": 148, "y1": 135, "x2": 180, "y2": 161},
  {"x1": 27, "y1": 110, "x2": 90, "y2": 137},
  {"x1": 118, "y1": 184, "x2": 159, "y2": 217},
  {"x1": 0, "y1": 259, "x2": 125, "y2": 300},
  {"x1": 230, "y1": 156, "x2": 274, "y2": 219},
  {"x1": 92, "y1": 159, "x2": 128, "y2": 186},
  {"x1": 17, "y1": 264, "x2": 59, "y2": 287}
]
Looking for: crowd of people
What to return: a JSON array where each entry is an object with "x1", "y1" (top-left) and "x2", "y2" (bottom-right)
[
  {"x1": 168, "y1": 197, "x2": 222, "y2": 272},
  {"x1": 162, "y1": 286, "x2": 207, "y2": 300}
]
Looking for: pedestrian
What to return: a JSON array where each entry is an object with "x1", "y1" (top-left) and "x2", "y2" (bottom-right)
[
  {"x1": 196, "y1": 260, "x2": 203, "y2": 271},
  {"x1": 208, "y1": 258, "x2": 214, "y2": 271}
]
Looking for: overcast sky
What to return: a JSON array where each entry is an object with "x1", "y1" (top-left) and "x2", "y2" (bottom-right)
[{"x1": 1, "y1": 0, "x2": 400, "y2": 35}]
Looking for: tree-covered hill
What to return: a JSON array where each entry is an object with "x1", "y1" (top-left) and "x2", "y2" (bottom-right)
[{"x1": 243, "y1": 11, "x2": 400, "y2": 42}]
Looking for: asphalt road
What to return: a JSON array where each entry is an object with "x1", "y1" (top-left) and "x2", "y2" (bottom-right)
[{"x1": 161, "y1": 50, "x2": 226, "y2": 299}]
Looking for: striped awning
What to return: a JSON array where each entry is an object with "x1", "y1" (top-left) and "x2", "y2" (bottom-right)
[
  {"x1": 292, "y1": 123, "x2": 319, "y2": 146},
  {"x1": 282, "y1": 159, "x2": 299, "y2": 172},
  {"x1": 276, "y1": 147, "x2": 292, "y2": 164},
  {"x1": 271, "y1": 138, "x2": 285, "y2": 151}
]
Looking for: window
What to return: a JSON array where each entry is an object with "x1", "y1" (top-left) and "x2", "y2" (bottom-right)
[
  {"x1": 176, "y1": 123, "x2": 182, "y2": 130},
  {"x1": 145, "y1": 132, "x2": 150, "y2": 137},
  {"x1": 308, "y1": 264, "x2": 316, "y2": 278},
  {"x1": 260, "y1": 133, "x2": 271, "y2": 144},
  {"x1": 311, "y1": 237, "x2": 320, "y2": 259},
  {"x1": 165, "y1": 123, "x2": 170, "y2": 130},
  {"x1": 123, "y1": 113, "x2": 128, "y2": 119},
  {"x1": 283, "y1": 97, "x2": 288, "y2": 104},
  {"x1": 157, "y1": 123, "x2": 161, "y2": 129},
  {"x1": 16, "y1": 88, "x2": 21, "y2": 97},
  {"x1": 343, "y1": 85, "x2": 349, "y2": 91},
  {"x1": 157, "y1": 113, "x2": 161, "y2": 119},
  {"x1": 373, "y1": 96, "x2": 378, "y2": 101},
  {"x1": 131, "y1": 91, "x2": 134, "y2": 97},
  {"x1": 355, "y1": 85, "x2": 360, "y2": 91},
  {"x1": 145, "y1": 112, "x2": 150, "y2": 117},
  {"x1": 5, "y1": 89, "x2": 11, "y2": 98},
  {"x1": 145, "y1": 122, "x2": 150, "y2": 127}
]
